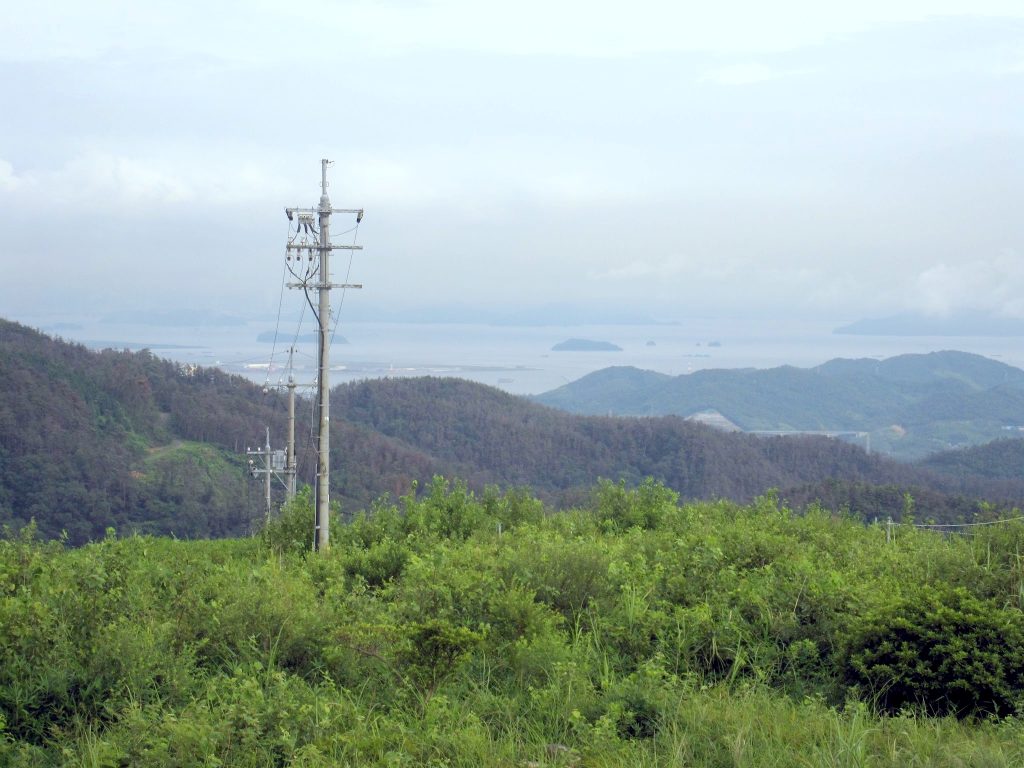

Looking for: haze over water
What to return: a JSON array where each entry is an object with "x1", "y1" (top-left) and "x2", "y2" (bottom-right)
[{"x1": 17, "y1": 313, "x2": 1024, "y2": 396}]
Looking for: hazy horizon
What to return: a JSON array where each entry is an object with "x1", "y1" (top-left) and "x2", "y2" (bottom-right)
[{"x1": 2, "y1": 2, "x2": 1022, "y2": 328}]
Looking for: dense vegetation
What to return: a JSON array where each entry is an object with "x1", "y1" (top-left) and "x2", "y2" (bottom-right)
[
  {"x1": 533, "y1": 352, "x2": 1024, "y2": 458},
  {"x1": 922, "y1": 437, "x2": 1024, "y2": 481},
  {"x1": 0, "y1": 320, "x2": 254, "y2": 543},
  {"x1": 4, "y1": 482, "x2": 1024, "y2": 765},
  {"x1": 4, "y1": 318, "x2": 1024, "y2": 544},
  {"x1": 0, "y1": 319, "x2": 441, "y2": 543},
  {"x1": 334, "y1": 377, "x2": 1024, "y2": 524}
]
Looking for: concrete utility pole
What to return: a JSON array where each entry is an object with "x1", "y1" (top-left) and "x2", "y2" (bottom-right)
[
  {"x1": 260, "y1": 356, "x2": 300, "y2": 505},
  {"x1": 245, "y1": 412, "x2": 294, "y2": 518},
  {"x1": 285, "y1": 159, "x2": 364, "y2": 553},
  {"x1": 286, "y1": 371, "x2": 297, "y2": 502},
  {"x1": 267, "y1": 347, "x2": 299, "y2": 504},
  {"x1": 246, "y1": 428, "x2": 277, "y2": 523}
]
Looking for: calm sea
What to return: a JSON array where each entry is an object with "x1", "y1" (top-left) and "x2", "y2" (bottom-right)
[{"x1": 18, "y1": 314, "x2": 1024, "y2": 396}]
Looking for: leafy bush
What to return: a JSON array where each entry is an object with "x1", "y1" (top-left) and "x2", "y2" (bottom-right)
[
  {"x1": 845, "y1": 585, "x2": 1024, "y2": 717},
  {"x1": 259, "y1": 486, "x2": 316, "y2": 555},
  {"x1": 593, "y1": 478, "x2": 678, "y2": 531},
  {"x1": 340, "y1": 536, "x2": 409, "y2": 586},
  {"x1": 397, "y1": 619, "x2": 484, "y2": 702},
  {"x1": 482, "y1": 484, "x2": 545, "y2": 529}
]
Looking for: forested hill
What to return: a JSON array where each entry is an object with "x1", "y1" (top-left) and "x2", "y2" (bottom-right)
[
  {"x1": 331, "y1": 377, "x2": 1024, "y2": 519},
  {"x1": 533, "y1": 351, "x2": 1024, "y2": 458},
  {"x1": 3, "y1": 318, "x2": 1023, "y2": 543},
  {"x1": 0, "y1": 319, "x2": 442, "y2": 543},
  {"x1": 921, "y1": 438, "x2": 1024, "y2": 481}
]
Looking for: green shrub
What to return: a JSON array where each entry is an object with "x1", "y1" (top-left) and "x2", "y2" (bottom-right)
[
  {"x1": 599, "y1": 660, "x2": 678, "y2": 740},
  {"x1": 260, "y1": 486, "x2": 316, "y2": 555},
  {"x1": 396, "y1": 619, "x2": 484, "y2": 703},
  {"x1": 482, "y1": 485, "x2": 545, "y2": 529},
  {"x1": 593, "y1": 478, "x2": 678, "y2": 531},
  {"x1": 340, "y1": 537, "x2": 409, "y2": 586},
  {"x1": 845, "y1": 585, "x2": 1024, "y2": 717}
]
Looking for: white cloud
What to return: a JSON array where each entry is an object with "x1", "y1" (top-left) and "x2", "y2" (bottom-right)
[
  {"x1": 0, "y1": 152, "x2": 298, "y2": 211},
  {"x1": 699, "y1": 63, "x2": 809, "y2": 85},
  {"x1": 0, "y1": 154, "x2": 192, "y2": 208},
  {"x1": 911, "y1": 252, "x2": 1024, "y2": 317},
  {"x1": 588, "y1": 259, "x2": 687, "y2": 281},
  {"x1": 5, "y1": 0, "x2": 1024, "y2": 64},
  {"x1": 0, "y1": 159, "x2": 22, "y2": 192}
]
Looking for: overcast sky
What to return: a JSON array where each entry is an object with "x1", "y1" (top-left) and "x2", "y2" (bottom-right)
[{"x1": 2, "y1": 1, "x2": 1023, "y2": 324}]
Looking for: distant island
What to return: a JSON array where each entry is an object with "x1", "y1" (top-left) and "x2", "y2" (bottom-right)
[
  {"x1": 80, "y1": 340, "x2": 200, "y2": 351},
  {"x1": 101, "y1": 310, "x2": 247, "y2": 327},
  {"x1": 551, "y1": 338, "x2": 622, "y2": 352},
  {"x1": 256, "y1": 331, "x2": 346, "y2": 344}
]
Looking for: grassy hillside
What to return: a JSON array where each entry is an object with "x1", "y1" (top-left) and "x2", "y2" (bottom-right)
[
  {"x1": 534, "y1": 352, "x2": 1024, "y2": 458},
  {"x1": 4, "y1": 483, "x2": 1024, "y2": 765}
]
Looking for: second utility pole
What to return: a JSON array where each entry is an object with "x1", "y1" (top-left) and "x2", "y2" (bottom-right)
[
  {"x1": 286, "y1": 371, "x2": 297, "y2": 501},
  {"x1": 285, "y1": 159, "x2": 363, "y2": 553}
]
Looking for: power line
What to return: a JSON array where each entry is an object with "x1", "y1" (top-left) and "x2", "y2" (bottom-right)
[
  {"x1": 906, "y1": 515, "x2": 1024, "y2": 529},
  {"x1": 330, "y1": 223, "x2": 360, "y2": 348},
  {"x1": 264, "y1": 258, "x2": 289, "y2": 389}
]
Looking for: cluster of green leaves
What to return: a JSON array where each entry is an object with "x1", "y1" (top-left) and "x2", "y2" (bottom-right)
[{"x1": 4, "y1": 479, "x2": 1024, "y2": 765}]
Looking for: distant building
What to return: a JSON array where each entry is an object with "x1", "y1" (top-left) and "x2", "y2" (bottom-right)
[{"x1": 686, "y1": 410, "x2": 742, "y2": 432}]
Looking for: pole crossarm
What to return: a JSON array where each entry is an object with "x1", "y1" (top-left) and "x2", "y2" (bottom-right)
[
  {"x1": 286, "y1": 207, "x2": 364, "y2": 216},
  {"x1": 286, "y1": 282, "x2": 362, "y2": 290},
  {"x1": 285, "y1": 244, "x2": 364, "y2": 251}
]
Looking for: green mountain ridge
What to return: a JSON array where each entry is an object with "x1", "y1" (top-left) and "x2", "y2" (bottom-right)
[
  {"x1": 534, "y1": 351, "x2": 1024, "y2": 457},
  {"x1": 3, "y1": 318, "x2": 1024, "y2": 543}
]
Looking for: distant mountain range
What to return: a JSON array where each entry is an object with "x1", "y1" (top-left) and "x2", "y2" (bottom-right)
[
  {"x1": 551, "y1": 338, "x2": 622, "y2": 351},
  {"x1": 256, "y1": 331, "x2": 346, "y2": 344},
  {"x1": 4, "y1": 318, "x2": 1024, "y2": 543},
  {"x1": 532, "y1": 351, "x2": 1024, "y2": 459},
  {"x1": 100, "y1": 309, "x2": 249, "y2": 327},
  {"x1": 834, "y1": 312, "x2": 1024, "y2": 337}
]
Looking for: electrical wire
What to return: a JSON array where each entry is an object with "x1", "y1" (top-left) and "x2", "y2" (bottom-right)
[
  {"x1": 295, "y1": 384, "x2": 318, "y2": 489},
  {"x1": 330, "y1": 223, "x2": 360, "y2": 347},
  {"x1": 903, "y1": 515, "x2": 1024, "y2": 529},
  {"x1": 264, "y1": 256, "x2": 289, "y2": 389},
  {"x1": 290, "y1": 300, "x2": 309, "y2": 350},
  {"x1": 205, "y1": 354, "x2": 277, "y2": 367}
]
